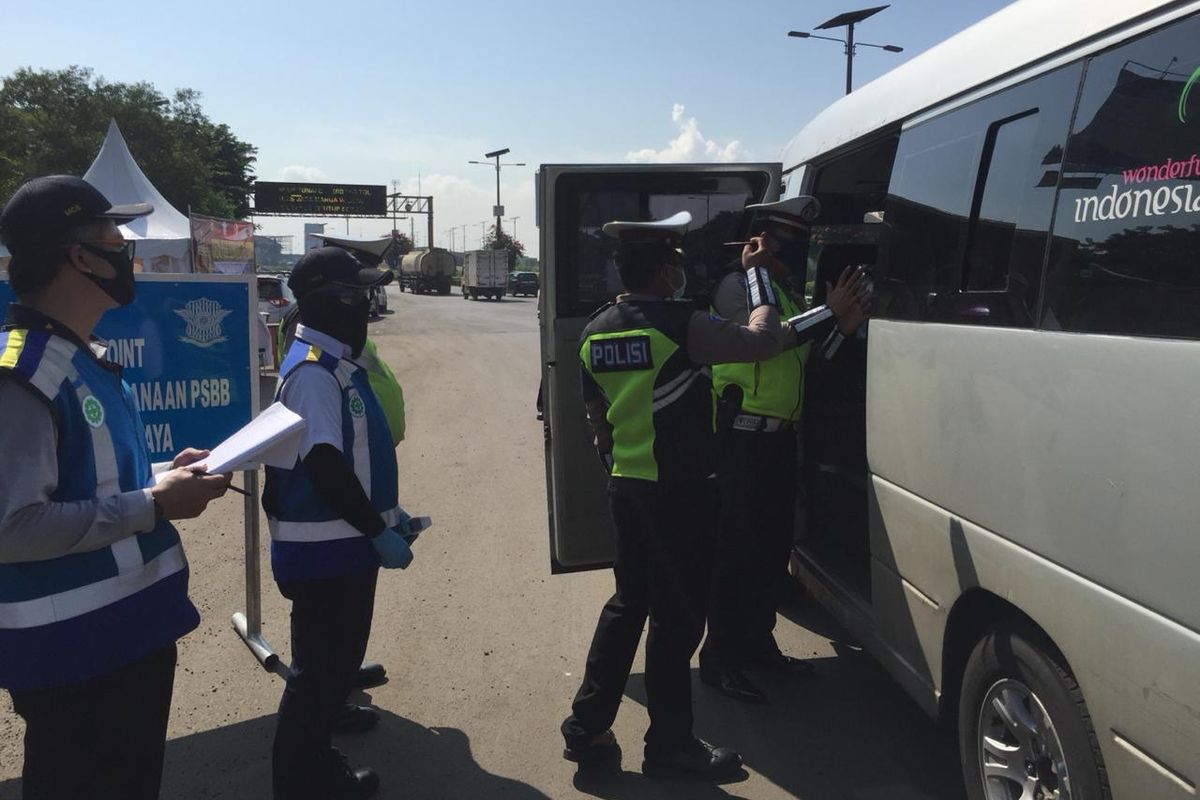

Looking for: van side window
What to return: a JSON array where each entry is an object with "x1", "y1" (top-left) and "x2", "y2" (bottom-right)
[
  {"x1": 878, "y1": 66, "x2": 1081, "y2": 326},
  {"x1": 1045, "y1": 14, "x2": 1200, "y2": 339},
  {"x1": 553, "y1": 173, "x2": 770, "y2": 319},
  {"x1": 965, "y1": 111, "x2": 1040, "y2": 292},
  {"x1": 806, "y1": 136, "x2": 898, "y2": 308}
]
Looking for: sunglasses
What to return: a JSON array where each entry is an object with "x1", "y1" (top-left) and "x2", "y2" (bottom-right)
[
  {"x1": 78, "y1": 239, "x2": 136, "y2": 259},
  {"x1": 310, "y1": 284, "x2": 370, "y2": 305}
]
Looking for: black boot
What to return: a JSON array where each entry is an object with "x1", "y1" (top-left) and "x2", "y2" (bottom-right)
[{"x1": 642, "y1": 738, "x2": 742, "y2": 780}]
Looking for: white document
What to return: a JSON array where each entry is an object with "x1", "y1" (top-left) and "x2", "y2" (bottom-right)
[{"x1": 197, "y1": 401, "x2": 306, "y2": 474}]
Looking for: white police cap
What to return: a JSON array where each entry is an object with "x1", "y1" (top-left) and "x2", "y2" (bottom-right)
[
  {"x1": 602, "y1": 211, "x2": 692, "y2": 243},
  {"x1": 744, "y1": 195, "x2": 820, "y2": 228}
]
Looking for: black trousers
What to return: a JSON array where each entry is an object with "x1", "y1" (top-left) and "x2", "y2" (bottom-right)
[
  {"x1": 701, "y1": 427, "x2": 797, "y2": 672},
  {"x1": 564, "y1": 477, "x2": 716, "y2": 751},
  {"x1": 274, "y1": 569, "x2": 378, "y2": 800},
  {"x1": 9, "y1": 643, "x2": 178, "y2": 800}
]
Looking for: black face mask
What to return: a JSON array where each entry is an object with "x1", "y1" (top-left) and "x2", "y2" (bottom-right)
[
  {"x1": 774, "y1": 237, "x2": 809, "y2": 271},
  {"x1": 298, "y1": 288, "x2": 370, "y2": 357},
  {"x1": 80, "y1": 243, "x2": 136, "y2": 306}
]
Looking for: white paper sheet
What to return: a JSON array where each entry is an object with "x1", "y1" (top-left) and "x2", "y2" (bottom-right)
[{"x1": 197, "y1": 401, "x2": 306, "y2": 474}]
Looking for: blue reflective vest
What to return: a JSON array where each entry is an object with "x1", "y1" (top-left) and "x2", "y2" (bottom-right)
[
  {"x1": 265, "y1": 338, "x2": 401, "y2": 583},
  {"x1": 0, "y1": 328, "x2": 199, "y2": 691}
]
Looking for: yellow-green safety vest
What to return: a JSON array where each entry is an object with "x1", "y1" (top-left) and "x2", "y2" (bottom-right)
[{"x1": 712, "y1": 280, "x2": 810, "y2": 421}]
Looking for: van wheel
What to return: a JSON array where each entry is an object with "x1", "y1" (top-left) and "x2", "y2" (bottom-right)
[{"x1": 959, "y1": 623, "x2": 1110, "y2": 800}]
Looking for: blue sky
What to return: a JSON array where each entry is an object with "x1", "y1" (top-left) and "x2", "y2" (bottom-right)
[{"x1": 1, "y1": 0, "x2": 1012, "y2": 257}]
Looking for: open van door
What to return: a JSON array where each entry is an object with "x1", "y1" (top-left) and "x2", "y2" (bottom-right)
[{"x1": 537, "y1": 163, "x2": 782, "y2": 573}]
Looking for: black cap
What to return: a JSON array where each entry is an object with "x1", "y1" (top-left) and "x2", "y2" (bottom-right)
[
  {"x1": 0, "y1": 175, "x2": 152, "y2": 260},
  {"x1": 288, "y1": 246, "x2": 394, "y2": 299}
]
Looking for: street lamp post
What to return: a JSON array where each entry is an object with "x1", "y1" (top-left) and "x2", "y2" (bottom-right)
[
  {"x1": 507, "y1": 216, "x2": 521, "y2": 242},
  {"x1": 470, "y1": 148, "x2": 526, "y2": 245},
  {"x1": 788, "y1": 5, "x2": 903, "y2": 95},
  {"x1": 479, "y1": 222, "x2": 487, "y2": 248}
]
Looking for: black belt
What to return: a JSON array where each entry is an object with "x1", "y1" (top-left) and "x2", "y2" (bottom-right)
[{"x1": 731, "y1": 413, "x2": 794, "y2": 433}]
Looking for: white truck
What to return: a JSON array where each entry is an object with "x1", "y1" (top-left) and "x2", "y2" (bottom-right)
[{"x1": 461, "y1": 249, "x2": 508, "y2": 301}]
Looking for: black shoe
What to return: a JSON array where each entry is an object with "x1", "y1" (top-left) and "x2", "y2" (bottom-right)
[
  {"x1": 563, "y1": 729, "x2": 621, "y2": 767},
  {"x1": 642, "y1": 738, "x2": 742, "y2": 780},
  {"x1": 322, "y1": 750, "x2": 379, "y2": 799},
  {"x1": 333, "y1": 703, "x2": 379, "y2": 734},
  {"x1": 753, "y1": 652, "x2": 815, "y2": 676},
  {"x1": 700, "y1": 668, "x2": 768, "y2": 704},
  {"x1": 352, "y1": 661, "x2": 387, "y2": 689}
]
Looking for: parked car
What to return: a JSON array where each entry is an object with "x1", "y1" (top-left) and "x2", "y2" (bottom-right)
[
  {"x1": 257, "y1": 274, "x2": 295, "y2": 324},
  {"x1": 370, "y1": 282, "x2": 389, "y2": 316},
  {"x1": 508, "y1": 271, "x2": 540, "y2": 297}
]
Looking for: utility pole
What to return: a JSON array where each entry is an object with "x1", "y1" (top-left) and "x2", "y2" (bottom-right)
[
  {"x1": 470, "y1": 148, "x2": 525, "y2": 245},
  {"x1": 788, "y1": 5, "x2": 902, "y2": 95}
]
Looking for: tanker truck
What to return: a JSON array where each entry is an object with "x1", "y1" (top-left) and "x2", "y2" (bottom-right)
[{"x1": 398, "y1": 248, "x2": 455, "y2": 295}]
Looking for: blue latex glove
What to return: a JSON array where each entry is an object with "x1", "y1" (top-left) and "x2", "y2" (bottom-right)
[{"x1": 371, "y1": 528, "x2": 413, "y2": 569}]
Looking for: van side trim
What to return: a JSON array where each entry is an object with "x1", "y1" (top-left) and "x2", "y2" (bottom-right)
[{"x1": 1112, "y1": 730, "x2": 1196, "y2": 795}]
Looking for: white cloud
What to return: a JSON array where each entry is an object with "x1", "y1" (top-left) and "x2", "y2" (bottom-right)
[
  {"x1": 625, "y1": 104, "x2": 745, "y2": 163},
  {"x1": 277, "y1": 165, "x2": 328, "y2": 182}
]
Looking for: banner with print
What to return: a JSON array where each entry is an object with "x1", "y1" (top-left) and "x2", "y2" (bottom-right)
[
  {"x1": 191, "y1": 213, "x2": 256, "y2": 275},
  {"x1": 0, "y1": 274, "x2": 256, "y2": 460}
]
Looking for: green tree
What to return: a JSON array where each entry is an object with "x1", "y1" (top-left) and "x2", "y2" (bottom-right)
[
  {"x1": 0, "y1": 66, "x2": 256, "y2": 218},
  {"x1": 484, "y1": 225, "x2": 526, "y2": 270},
  {"x1": 384, "y1": 232, "x2": 413, "y2": 268}
]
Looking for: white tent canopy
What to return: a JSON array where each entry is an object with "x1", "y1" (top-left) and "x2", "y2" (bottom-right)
[{"x1": 83, "y1": 119, "x2": 192, "y2": 272}]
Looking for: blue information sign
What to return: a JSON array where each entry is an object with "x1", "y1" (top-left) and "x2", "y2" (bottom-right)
[{"x1": 0, "y1": 274, "x2": 255, "y2": 460}]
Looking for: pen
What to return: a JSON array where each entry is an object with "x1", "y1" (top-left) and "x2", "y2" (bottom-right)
[{"x1": 228, "y1": 483, "x2": 249, "y2": 497}]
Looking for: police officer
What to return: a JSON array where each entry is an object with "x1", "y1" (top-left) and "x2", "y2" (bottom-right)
[
  {"x1": 561, "y1": 211, "x2": 793, "y2": 779},
  {"x1": 0, "y1": 175, "x2": 231, "y2": 800},
  {"x1": 264, "y1": 247, "x2": 417, "y2": 800},
  {"x1": 699, "y1": 196, "x2": 870, "y2": 703}
]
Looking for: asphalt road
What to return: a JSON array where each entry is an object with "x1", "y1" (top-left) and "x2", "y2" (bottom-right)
[{"x1": 0, "y1": 286, "x2": 965, "y2": 799}]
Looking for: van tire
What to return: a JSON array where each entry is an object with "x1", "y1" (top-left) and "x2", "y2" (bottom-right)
[{"x1": 958, "y1": 623, "x2": 1110, "y2": 800}]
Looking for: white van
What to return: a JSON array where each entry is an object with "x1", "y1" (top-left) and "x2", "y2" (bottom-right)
[{"x1": 538, "y1": 2, "x2": 1200, "y2": 797}]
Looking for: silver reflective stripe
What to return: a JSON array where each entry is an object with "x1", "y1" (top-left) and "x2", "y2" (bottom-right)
[
  {"x1": 270, "y1": 506, "x2": 403, "y2": 543},
  {"x1": 23, "y1": 337, "x2": 75, "y2": 400},
  {"x1": 821, "y1": 328, "x2": 845, "y2": 359},
  {"x1": 335, "y1": 362, "x2": 373, "y2": 499},
  {"x1": 744, "y1": 267, "x2": 778, "y2": 309},
  {"x1": 653, "y1": 368, "x2": 695, "y2": 401},
  {"x1": 69, "y1": 366, "x2": 146, "y2": 574},
  {"x1": 0, "y1": 544, "x2": 186, "y2": 630},
  {"x1": 787, "y1": 304, "x2": 834, "y2": 335},
  {"x1": 71, "y1": 380, "x2": 122, "y2": 499},
  {"x1": 109, "y1": 537, "x2": 144, "y2": 576},
  {"x1": 652, "y1": 367, "x2": 710, "y2": 413}
]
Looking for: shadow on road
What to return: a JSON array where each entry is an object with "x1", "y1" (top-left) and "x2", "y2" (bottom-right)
[
  {"x1": 0, "y1": 706, "x2": 551, "y2": 800},
  {"x1": 572, "y1": 596, "x2": 965, "y2": 800}
]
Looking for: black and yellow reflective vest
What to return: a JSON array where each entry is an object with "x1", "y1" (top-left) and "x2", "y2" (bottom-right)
[
  {"x1": 579, "y1": 299, "x2": 713, "y2": 483},
  {"x1": 712, "y1": 279, "x2": 810, "y2": 421}
]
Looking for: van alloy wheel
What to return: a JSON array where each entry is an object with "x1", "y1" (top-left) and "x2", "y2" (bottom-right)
[{"x1": 977, "y1": 678, "x2": 1071, "y2": 800}]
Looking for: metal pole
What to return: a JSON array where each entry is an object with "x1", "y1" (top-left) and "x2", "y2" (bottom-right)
[
  {"x1": 845, "y1": 22, "x2": 855, "y2": 95},
  {"x1": 231, "y1": 468, "x2": 279, "y2": 671},
  {"x1": 427, "y1": 197, "x2": 434, "y2": 251},
  {"x1": 495, "y1": 156, "x2": 503, "y2": 242}
]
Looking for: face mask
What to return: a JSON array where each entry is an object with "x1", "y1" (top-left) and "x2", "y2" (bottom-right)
[
  {"x1": 774, "y1": 238, "x2": 809, "y2": 271},
  {"x1": 79, "y1": 243, "x2": 136, "y2": 306},
  {"x1": 299, "y1": 288, "x2": 371, "y2": 357}
]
